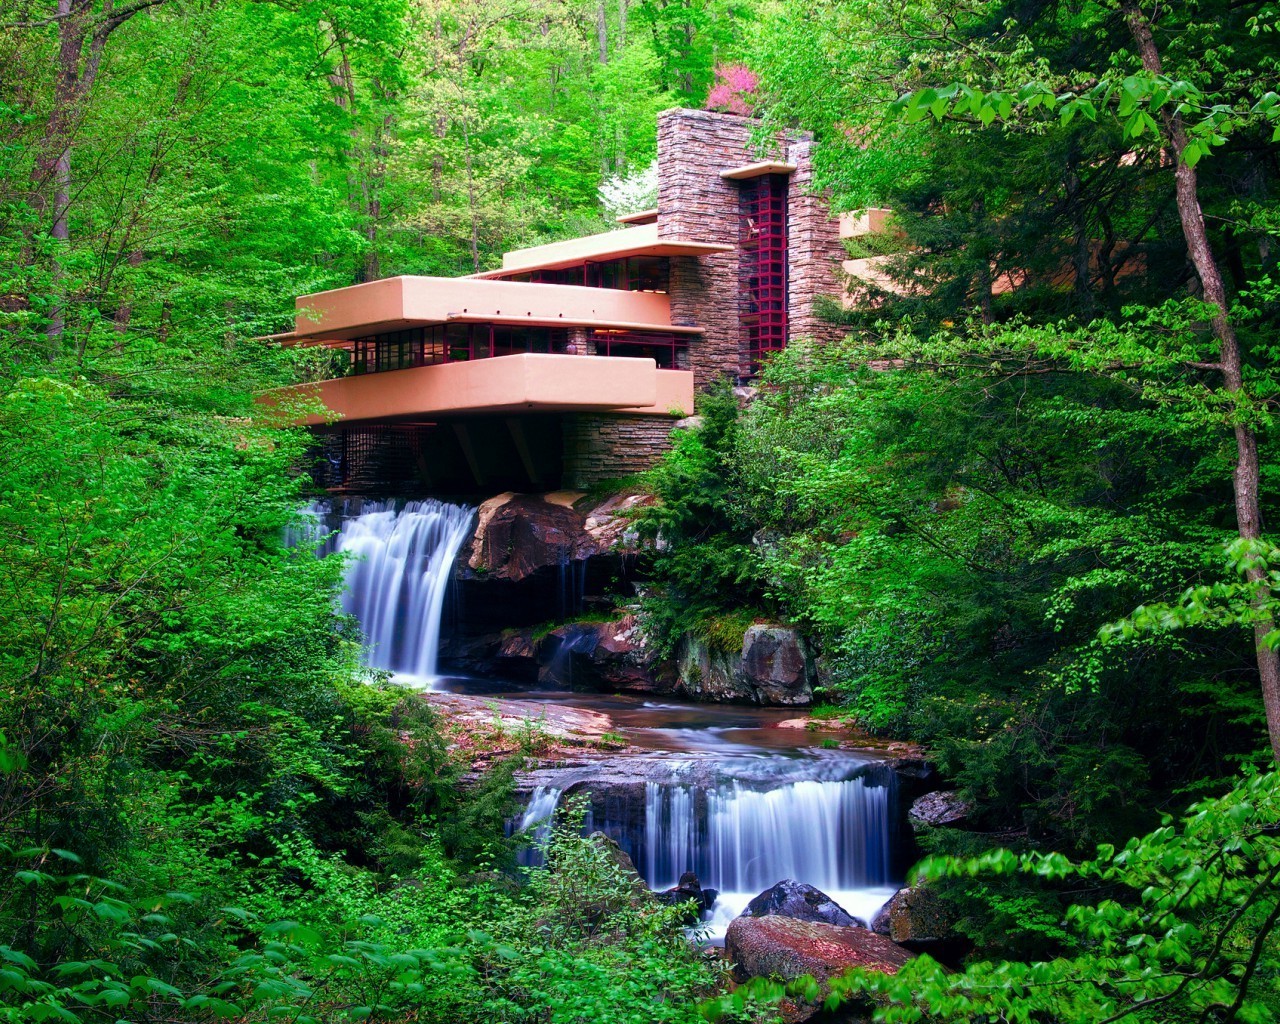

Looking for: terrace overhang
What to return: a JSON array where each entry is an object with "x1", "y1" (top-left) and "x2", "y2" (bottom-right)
[
  {"x1": 288, "y1": 275, "x2": 689, "y2": 343},
  {"x1": 261, "y1": 354, "x2": 695, "y2": 425},
  {"x1": 469, "y1": 223, "x2": 734, "y2": 280}
]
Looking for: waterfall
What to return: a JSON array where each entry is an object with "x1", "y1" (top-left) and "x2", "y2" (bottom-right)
[
  {"x1": 296, "y1": 498, "x2": 475, "y2": 686},
  {"x1": 513, "y1": 766, "x2": 896, "y2": 930},
  {"x1": 642, "y1": 776, "x2": 892, "y2": 893}
]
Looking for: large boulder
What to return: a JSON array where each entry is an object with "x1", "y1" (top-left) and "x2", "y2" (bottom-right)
[
  {"x1": 870, "y1": 886, "x2": 968, "y2": 963},
  {"x1": 909, "y1": 790, "x2": 974, "y2": 830},
  {"x1": 740, "y1": 625, "x2": 815, "y2": 705},
  {"x1": 538, "y1": 615, "x2": 675, "y2": 692},
  {"x1": 468, "y1": 494, "x2": 595, "y2": 582},
  {"x1": 676, "y1": 626, "x2": 816, "y2": 706},
  {"x1": 743, "y1": 880, "x2": 865, "y2": 928},
  {"x1": 726, "y1": 915, "x2": 912, "y2": 984}
]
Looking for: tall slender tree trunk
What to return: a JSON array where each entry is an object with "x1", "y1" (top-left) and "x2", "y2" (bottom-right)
[
  {"x1": 597, "y1": 2, "x2": 608, "y2": 63},
  {"x1": 462, "y1": 119, "x2": 480, "y2": 273},
  {"x1": 1124, "y1": 0, "x2": 1280, "y2": 762},
  {"x1": 618, "y1": 0, "x2": 627, "y2": 46}
]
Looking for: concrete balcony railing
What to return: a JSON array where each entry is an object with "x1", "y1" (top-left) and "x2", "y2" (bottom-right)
[
  {"x1": 291, "y1": 275, "x2": 693, "y2": 341},
  {"x1": 261, "y1": 353, "x2": 694, "y2": 426}
]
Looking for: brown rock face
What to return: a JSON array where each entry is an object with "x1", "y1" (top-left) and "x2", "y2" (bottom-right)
[
  {"x1": 468, "y1": 495, "x2": 594, "y2": 582},
  {"x1": 677, "y1": 626, "x2": 815, "y2": 705},
  {"x1": 740, "y1": 626, "x2": 813, "y2": 704},
  {"x1": 726, "y1": 916, "x2": 912, "y2": 984}
]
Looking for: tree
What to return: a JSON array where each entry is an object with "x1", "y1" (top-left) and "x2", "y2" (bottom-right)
[{"x1": 751, "y1": 0, "x2": 1280, "y2": 760}]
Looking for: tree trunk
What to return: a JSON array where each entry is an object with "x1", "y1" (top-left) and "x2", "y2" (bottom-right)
[
  {"x1": 1124, "y1": 0, "x2": 1280, "y2": 762},
  {"x1": 597, "y1": 2, "x2": 608, "y2": 63},
  {"x1": 618, "y1": 0, "x2": 627, "y2": 47},
  {"x1": 462, "y1": 119, "x2": 480, "y2": 273}
]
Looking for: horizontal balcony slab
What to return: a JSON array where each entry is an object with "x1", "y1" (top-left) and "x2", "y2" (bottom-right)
[
  {"x1": 261, "y1": 354, "x2": 695, "y2": 425},
  {"x1": 473, "y1": 223, "x2": 734, "y2": 278},
  {"x1": 292, "y1": 276, "x2": 680, "y2": 341}
]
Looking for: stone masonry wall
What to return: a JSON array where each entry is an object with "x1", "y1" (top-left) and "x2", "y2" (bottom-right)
[
  {"x1": 562, "y1": 414, "x2": 679, "y2": 488},
  {"x1": 786, "y1": 138, "x2": 847, "y2": 344},
  {"x1": 657, "y1": 110, "x2": 766, "y2": 387},
  {"x1": 656, "y1": 108, "x2": 847, "y2": 383}
]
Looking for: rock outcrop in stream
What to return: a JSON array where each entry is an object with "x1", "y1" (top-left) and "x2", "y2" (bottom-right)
[{"x1": 441, "y1": 489, "x2": 818, "y2": 705}]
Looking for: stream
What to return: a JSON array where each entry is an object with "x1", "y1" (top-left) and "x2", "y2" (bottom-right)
[{"x1": 298, "y1": 498, "x2": 904, "y2": 940}]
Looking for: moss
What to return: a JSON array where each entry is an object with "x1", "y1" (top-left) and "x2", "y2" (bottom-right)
[{"x1": 692, "y1": 608, "x2": 760, "y2": 654}]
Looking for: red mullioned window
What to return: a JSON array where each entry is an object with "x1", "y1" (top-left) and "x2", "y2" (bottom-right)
[
  {"x1": 738, "y1": 173, "x2": 788, "y2": 379},
  {"x1": 345, "y1": 325, "x2": 687, "y2": 374}
]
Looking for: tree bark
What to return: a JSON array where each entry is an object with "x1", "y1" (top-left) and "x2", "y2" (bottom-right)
[
  {"x1": 30, "y1": 0, "x2": 169, "y2": 356},
  {"x1": 1123, "y1": 0, "x2": 1280, "y2": 762},
  {"x1": 597, "y1": 2, "x2": 608, "y2": 63}
]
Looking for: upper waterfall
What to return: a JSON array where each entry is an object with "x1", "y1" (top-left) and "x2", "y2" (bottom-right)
[{"x1": 295, "y1": 498, "x2": 475, "y2": 686}]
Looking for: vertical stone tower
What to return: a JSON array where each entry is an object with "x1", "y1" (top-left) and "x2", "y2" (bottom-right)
[{"x1": 656, "y1": 108, "x2": 845, "y2": 389}]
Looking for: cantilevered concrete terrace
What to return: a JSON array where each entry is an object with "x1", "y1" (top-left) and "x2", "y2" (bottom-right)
[
  {"x1": 283, "y1": 274, "x2": 695, "y2": 342},
  {"x1": 469, "y1": 222, "x2": 733, "y2": 280},
  {"x1": 262, "y1": 268, "x2": 698, "y2": 425},
  {"x1": 272, "y1": 354, "x2": 693, "y2": 426}
]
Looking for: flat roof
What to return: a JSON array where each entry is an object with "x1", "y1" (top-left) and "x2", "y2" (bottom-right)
[
  {"x1": 719, "y1": 161, "x2": 797, "y2": 180},
  {"x1": 470, "y1": 223, "x2": 734, "y2": 279},
  {"x1": 288, "y1": 275, "x2": 688, "y2": 342},
  {"x1": 615, "y1": 208, "x2": 658, "y2": 225}
]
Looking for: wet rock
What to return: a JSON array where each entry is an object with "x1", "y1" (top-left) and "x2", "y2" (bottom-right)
[
  {"x1": 909, "y1": 790, "x2": 973, "y2": 829},
  {"x1": 675, "y1": 635, "x2": 748, "y2": 701},
  {"x1": 656, "y1": 871, "x2": 718, "y2": 922},
  {"x1": 538, "y1": 615, "x2": 676, "y2": 693},
  {"x1": 676, "y1": 626, "x2": 815, "y2": 706},
  {"x1": 726, "y1": 916, "x2": 911, "y2": 984},
  {"x1": 743, "y1": 879, "x2": 865, "y2": 928},
  {"x1": 581, "y1": 493, "x2": 655, "y2": 552},
  {"x1": 741, "y1": 626, "x2": 815, "y2": 704},
  {"x1": 467, "y1": 494, "x2": 595, "y2": 583},
  {"x1": 871, "y1": 886, "x2": 952, "y2": 948}
]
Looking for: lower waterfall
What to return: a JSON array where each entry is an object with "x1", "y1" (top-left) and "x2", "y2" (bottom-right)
[
  {"x1": 517, "y1": 763, "x2": 898, "y2": 937},
  {"x1": 295, "y1": 498, "x2": 475, "y2": 686}
]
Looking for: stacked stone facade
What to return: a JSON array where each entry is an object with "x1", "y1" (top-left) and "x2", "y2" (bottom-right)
[
  {"x1": 785, "y1": 138, "x2": 847, "y2": 344},
  {"x1": 656, "y1": 108, "x2": 846, "y2": 385},
  {"x1": 562, "y1": 414, "x2": 679, "y2": 487}
]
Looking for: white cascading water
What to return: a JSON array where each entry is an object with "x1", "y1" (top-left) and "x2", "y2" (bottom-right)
[
  {"x1": 643, "y1": 776, "x2": 892, "y2": 893},
  {"x1": 295, "y1": 499, "x2": 475, "y2": 687},
  {"x1": 516, "y1": 769, "x2": 897, "y2": 937}
]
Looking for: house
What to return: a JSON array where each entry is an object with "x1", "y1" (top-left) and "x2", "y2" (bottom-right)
[{"x1": 264, "y1": 108, "x2": 869, "y2": 493}]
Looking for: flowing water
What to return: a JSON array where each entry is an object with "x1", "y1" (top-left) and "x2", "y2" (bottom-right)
[
  {"x1": 493, "y1": 687, "x2": 902, "y2": 941},
  {"x1": 293, "y1": 499, "x2": 475, "y2": 687},
  {"x1": 292, "y1": 494, "x2": 901, "y2": 938}
]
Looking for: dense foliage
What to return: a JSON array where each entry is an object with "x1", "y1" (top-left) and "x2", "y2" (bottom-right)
[
  {"x1": 3, "y1": 0, "x2": 1279, "y2": 1020},
  {"x1": 0, "y1": 2, "x2": 758, "y2": 1021}
]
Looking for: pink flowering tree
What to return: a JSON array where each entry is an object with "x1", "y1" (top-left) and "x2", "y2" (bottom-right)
[{"x1": 705, "y1": 64, "x2": 759, "y2": 116}]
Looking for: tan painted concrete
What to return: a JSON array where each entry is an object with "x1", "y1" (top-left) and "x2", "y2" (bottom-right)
[
  {"x1": 481, "y1": 223, "x2": 733, "y2": 277},
  {"x1": 615, "y1": 209, "x2": 658, "y2": 225},
  {"x1": 719, "y1": 160, "x2": 797, "y2": 180},
  {"x1": 839, "y1": 208, "x2": 894, "y2": 237},
  {"x1": 614, "y1": 368, "x2": 695, "y2": 417},
  {"x1": 262, "y1": 353, "x2": 692, "y2": 425},
  {"x1": 293, "y1": 276, "x2": 679, "y2": 340}
]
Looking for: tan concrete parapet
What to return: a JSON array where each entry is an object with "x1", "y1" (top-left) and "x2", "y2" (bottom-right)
[
  {"x1": 719, "y1": 161, "x2": 797, "y2": 180},
  {"x1": 615, "y1": 209, "x2": 659, "y2": 225},
  {"x1": 479, "y1": 223, "x2": 733, "y2": 277},
  {"x1": 292, "y1": 275, "x2": 680, "y2": 340},
  {"x1": 839, "y1": 208, "x2": 895, "y2": 238},
  {"x1": 261, "y1": 353, "x2": 691, "y2": 425}
]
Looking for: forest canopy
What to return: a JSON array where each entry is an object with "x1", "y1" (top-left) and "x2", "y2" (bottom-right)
[{"x1": 2, "y1": 0, "x2": 1280, "y2": 1022}]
